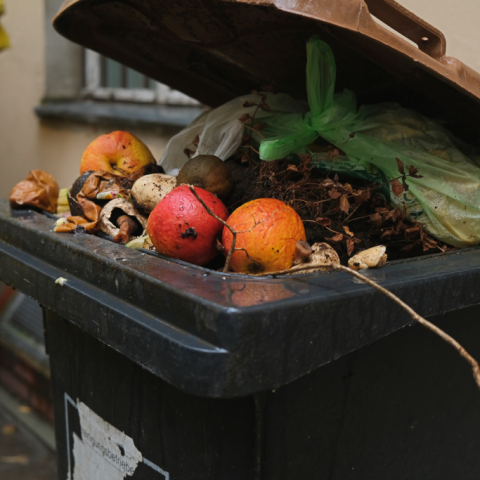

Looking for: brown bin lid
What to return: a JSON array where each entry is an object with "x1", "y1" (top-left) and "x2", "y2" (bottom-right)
[{"x1": 54, "y1": 0, "x2": 480, "y2": 143}]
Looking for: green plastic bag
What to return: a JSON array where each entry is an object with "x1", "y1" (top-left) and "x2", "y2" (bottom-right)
[{"x1": 259, "y1": 36, "x2": 480, "y2": 248}]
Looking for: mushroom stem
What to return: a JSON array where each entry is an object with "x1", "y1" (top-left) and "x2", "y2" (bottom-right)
[
  {"x1": 113, "y1": 215, "x2": 140, "y2": 244},
  {"x1": 293, "y1": 240, "x2": 313, "y2": 265}
]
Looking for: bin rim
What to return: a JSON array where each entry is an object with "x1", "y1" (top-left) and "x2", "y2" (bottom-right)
[{"x1": 3, "y1": 202, "x2": 480, "y2": 397}]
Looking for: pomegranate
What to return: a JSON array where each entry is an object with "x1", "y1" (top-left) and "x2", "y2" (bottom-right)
[{"x1": 147, "y1": 185, "x2": 228, "y2": 266}]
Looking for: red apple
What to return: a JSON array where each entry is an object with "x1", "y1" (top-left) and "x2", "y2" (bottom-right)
[
  {"x1": 147, "y1": 185, "x2": 229, "y2": 266},
  {"x1": 80, "y1": 131, "x2": 156, "y2": 175}
]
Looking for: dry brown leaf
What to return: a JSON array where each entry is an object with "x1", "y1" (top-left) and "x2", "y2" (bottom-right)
[
  {"x1": 287, "y1": 164, "x2": 299, "y2": 172},
  {"x1": 9, "y1": 170, "x2": 59, "y2": 213},
  {"x1": 355, "y1": 189, "x2": 371, "y2": 205},
  {"x1": 405, "y1": 226, "x2": 421, "y2": 239},
  {"x1": 423, "y1": 237, "x2": 438, "y2": 251},
  {"x1": 346, "y1": 238, "x2": 355, "y2": 256},
  {"x1": 316, "y1": 217, "x2": 332, "y2": 227},
  {"x1": 396, "y1": 158, "x2": 405, "y2": 175},
  {"x1": 344, "y1": 183, "x2": 353, "y2": 194},
  {"x1": 238, "y1": 113, "x2": 252, "y2": 123},
  {"x1": 421, "y1": 232, "x2": 440, "y2": 252},
  {"x1": 343, "y1": 225, "x2": 354, "y2": 237},
  {"x1": 381, "y1": 229, "x2": 395, "y2": 238},
  {"x1": 328, "y1": 233, "x2": 344, "y2": 243},
  {"x1": 391, "y1": 178, "x2": 404, "y2": 197},
  {"x1": 385, "y1": 208, "x2": 401, "y2": 222},
  {"x1": 328, "y1": 189, "x2": 342, "y2": 200},
  {"x1": 339, "y1": 195, "x2": 350, "y2": 214},
  {"x1": 241, "y1": 154, "x2": 249, "y2": 164},
  {"x1": 243, "y1": 101, "x2": 257, "y2": 108},
  {"x1": 370, "y1": 213, "x2": 383, "y2": 228},
  {"x1": 408, "y1": 165, "x2": 423, "y2": 178},
  {"x1": 322, "y1": 178, "x2": 334, "y2": 188}
]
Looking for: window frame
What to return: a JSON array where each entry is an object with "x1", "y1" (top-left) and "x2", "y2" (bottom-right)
[{"x1": 83, "y1": 50, "x2": 199, "y2": 106}]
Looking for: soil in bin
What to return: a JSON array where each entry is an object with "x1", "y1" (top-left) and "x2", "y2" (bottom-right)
[{"x1": 221, "y1": 156, "x2": 453, "y2": 266}]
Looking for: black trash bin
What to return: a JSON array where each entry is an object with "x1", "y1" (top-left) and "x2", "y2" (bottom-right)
[{"x1": 3, "y1": 0, "x2": 480, "y2": 478}]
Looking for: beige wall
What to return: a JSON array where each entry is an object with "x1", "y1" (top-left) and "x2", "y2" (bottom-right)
[
  {"x1": 0, "y1": 0, "x2": 480, "y2": 199},
  {"x1": 0, "y1": 0, "x2": 176, "y2": 199},
  {"x1": 0, "y1": 0, "x2": 44, "y2": 198},
  {"x1": 397, "y1": 0, "x2": 480, "y2": 73}
]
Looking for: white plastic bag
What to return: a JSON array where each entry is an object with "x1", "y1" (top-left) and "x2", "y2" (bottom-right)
[{"x1": 159, "y1": 93, "x2": 306, "y2": 175}]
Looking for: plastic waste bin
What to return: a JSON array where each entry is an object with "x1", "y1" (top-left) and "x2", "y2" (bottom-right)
[{"x1": 3, "y1": 0, "x2": 480, "y2": 478}]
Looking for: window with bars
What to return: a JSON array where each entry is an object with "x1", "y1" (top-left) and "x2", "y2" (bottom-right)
[{"x1": 83, "y1": 50, "x2": 199, "y2": 105}]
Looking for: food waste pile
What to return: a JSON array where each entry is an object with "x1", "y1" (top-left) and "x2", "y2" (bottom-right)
[
  {"x1": 8, "y1": 128, "x2": 452, "y2": 277},
  {"x1": 12, "y1": 36, "x2": 480, "y2": 276}
]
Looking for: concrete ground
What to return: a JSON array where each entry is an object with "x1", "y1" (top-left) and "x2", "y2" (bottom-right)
[{"x1": 0, "y1": 404, "x2": 57, "y2": 480}]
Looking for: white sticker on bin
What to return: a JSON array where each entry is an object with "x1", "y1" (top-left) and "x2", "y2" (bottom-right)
[
  {"x1": 64, "y1": 395, "x2": 169, "y2": 480},
  {"x1": 71, "y1": 401, "x2": 141, "y2": 480}
]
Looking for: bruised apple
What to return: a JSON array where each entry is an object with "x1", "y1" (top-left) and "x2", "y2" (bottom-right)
[
  {"x1": 147, "y1": 185, "x2": 229, "y2": 266},
  {"x1": 222, "y1": 198, "x2": 306, "y2": 274},
  {"x1": 79, "y1": 131, "x2": 156, "y2": 175}
]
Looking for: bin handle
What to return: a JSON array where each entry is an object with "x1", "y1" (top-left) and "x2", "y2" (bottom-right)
[{"x1": 363, "y1": 0, "x2": 446, "y2": 60}]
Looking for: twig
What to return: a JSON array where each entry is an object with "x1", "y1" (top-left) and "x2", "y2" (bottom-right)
[
  {"x1": 338, "y1": 203, "x2": 361, "y2": 226},
  {"x1": 248, "y1": 263, "x2": 334, "y2": 277},
  {"x1": 242, "y1": 93, "x2": 267, "y2": 165},
  {"x1": 188, "y1": 185, "x2": 236, "y2": 273},
  {"x1": 301, "y1": 220, "x2": 344, "y2": 237},
  {"x1": 336, "y1": 264, "x2": 480, "y2": 389},
  {"x1": 188, "y1": 185, "x2": 271, "y2": 272},
  {"x1": 244, "y1": 124, "x2": 265, "y2": 139},
  {"x1": 345, "y1": 213, "x2": 373, "y2": 223},
  {"x1": 325, "y1": 226, "x2": 344, "y2": 236},
  {"x1": 250, "y1": 262, "x2": 480, "y2": 390}
]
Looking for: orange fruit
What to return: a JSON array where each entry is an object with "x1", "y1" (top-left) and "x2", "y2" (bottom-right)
[{"x1": 222, "y1": 198, "x2": 306, "y2": 273}]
